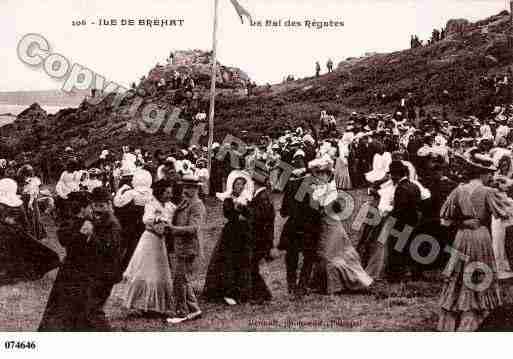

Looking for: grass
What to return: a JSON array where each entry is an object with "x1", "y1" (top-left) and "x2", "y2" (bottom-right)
[{"x1": 0, "y1": 189, "x2": 442, "y2": 331}]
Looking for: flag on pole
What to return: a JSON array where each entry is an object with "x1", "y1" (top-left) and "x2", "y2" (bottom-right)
[
  {"x1": 230, "y1": 0, "x2": 252, "y2": 23},
  {"x1": 208, "y1": 0, "x2": 253, "y2": 179}
]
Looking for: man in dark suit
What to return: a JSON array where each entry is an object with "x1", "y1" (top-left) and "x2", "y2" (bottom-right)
[
  {"x1": 88, "y1": 187, "x2": 123, "y2": 330},
  {"x1": 386, "y1": 161, "x2": 421, "y2": 278},
  {"x1": 248, "y1": 172, "x2": 275, "y2": 303},
  {"x1": 279, "y1": 173, "x2": 321, "y2": 296}
]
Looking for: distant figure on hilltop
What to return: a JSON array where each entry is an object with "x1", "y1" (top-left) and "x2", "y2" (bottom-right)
[
  {"x1": 410, "y1": 35, "x2": 422, "y2": 49},
  {"x1": 315, "y1": 61, "x2": 321, "y2": 77},
  {"x1": 327, "y1": 59, "x2": 334, "y2": 73},
  {"x1": 432, "y1": 28, "x2": 440, "y2": 43}
]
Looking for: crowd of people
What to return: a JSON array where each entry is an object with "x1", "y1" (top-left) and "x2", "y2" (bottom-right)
[{"x1": 3, "y1": 93, "x2": 513, "y2": 331}]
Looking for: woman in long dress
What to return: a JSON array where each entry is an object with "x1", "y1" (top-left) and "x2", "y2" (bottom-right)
[
  {"x1": 309, "y1": 158, "x2": 373, "y2": 294},
  {"x1": 0, "y1": 178, "x2": 59, "y2": 284},
  {"x1": 203, "y1": 170, "x2": 254, "y2": 305},
  {"x1": 333, "y1": 145, "x2": 352, "y2": 191},
  {"x1": 39, "y1": 191, "x2": 95, "y2": 331},
  {"x1": 335, "y1": 132, "x2": 353, "y2": 190},
  {"x1": 437, "y1": 151, "x2": 513, "y2": 331},
  {"x1": 123, "y1": 179, "x2": 176, "y2": 316},
  {"x1": 17, "y1": 164, "x2": 46, "y2": 241}
]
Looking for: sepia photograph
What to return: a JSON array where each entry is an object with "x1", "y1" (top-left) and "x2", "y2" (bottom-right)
[{"x1": 2, "y1": 1, "x2": 513, "y2": 351}]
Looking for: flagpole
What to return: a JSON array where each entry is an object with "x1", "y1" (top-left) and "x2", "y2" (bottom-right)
[{"x1": 207, "y1": 0, "x2": 219, "y2": 182}]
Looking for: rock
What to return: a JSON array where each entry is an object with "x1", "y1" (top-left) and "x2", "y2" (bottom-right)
[
  {"x1": 16, "y1": 103, "x2": 47, "y2": 121},
  {"x1": 147, "y1": 50, "x2": 251, "y2": 89},
  {"x1": 445, "y1": 18, "x2": 471, "y2": 38}
]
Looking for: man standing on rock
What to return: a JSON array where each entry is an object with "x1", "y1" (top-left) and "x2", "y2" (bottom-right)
[
  {"x1": 327, "y1": 58, "x2": 333, "y2": 73},
  {"x1": 315, "y1": 61, "x2": 321, "y2": 77}
]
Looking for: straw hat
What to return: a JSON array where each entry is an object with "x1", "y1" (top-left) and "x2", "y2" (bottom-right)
[
  {"x1": 0, "y1": 179, "x2": 22, "y2": 207},
  {"x1": 463, "y1": 148, "x2": 497, "y2": 172},
  {"x1": 179, "y1": 174, "x2": 203, "y2": 187},
  {"x1": 293, "y1": 149, "x2": 306, "y2": 158},
  {"x1": 308, "y1": 157, "x2": 333, "y2": 172}
]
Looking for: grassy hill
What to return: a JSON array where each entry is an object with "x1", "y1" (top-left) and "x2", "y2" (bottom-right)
[{"x1": 2, "y1": 10, "x2": 513, "y2": 163}]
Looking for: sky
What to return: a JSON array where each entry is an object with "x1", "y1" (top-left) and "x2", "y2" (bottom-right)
[{"x1": 0, "y1": 0, "x2": 510, "y2": 91}]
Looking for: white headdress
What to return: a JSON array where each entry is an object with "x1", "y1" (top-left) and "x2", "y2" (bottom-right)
[
  {"x1": 216, "y1": 170, "x2": 254, "y2": 205},
  {"x1": 0, "y1": 178, "x2": 23, "y2": 207}
]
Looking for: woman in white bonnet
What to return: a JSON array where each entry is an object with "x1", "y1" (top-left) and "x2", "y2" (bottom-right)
[
  {"x1": 204, "y1": 170, "x2": 254, "y2": 305},
  {"x1": 55, "y1": 160, "x2": 80, "y2": 219}
]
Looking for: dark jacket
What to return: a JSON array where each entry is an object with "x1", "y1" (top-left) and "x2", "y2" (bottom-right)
[
  {"x1": 89, "y1": 213, "x2": 123, "y2": 284},
  {"x1": 279, "y1": 175, "x2": 321, "y2": 251},
  {"x1": 249, "y1": 188, "x2": 275, "y2": 255},
  {"x1": 390, "y1": 178, "x2": 421, "y2": 227}
]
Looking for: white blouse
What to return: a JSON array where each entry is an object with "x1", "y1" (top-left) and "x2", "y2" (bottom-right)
[{"x1": 143, "y1": 199, "x2": 176, "y2": 235}]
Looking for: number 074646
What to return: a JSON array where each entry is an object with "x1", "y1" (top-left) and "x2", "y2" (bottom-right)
[{"x1": 4, "y1": 341, "x2": 36, "y2": 350}]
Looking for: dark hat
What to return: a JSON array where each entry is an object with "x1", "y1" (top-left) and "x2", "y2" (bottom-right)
[
  {"x1": 389, "y1": 160, "x2": 407, "y2": 176},
  {"x1": 251, "y1": 170, "x2": 269, "y2": 186},
  {"x1": 68, "y1": 191, "x2": 92, "y2": 206},
  {"x1": 431, "y1": 162, "x2": 445, "y2": 172},
  {"x1": 67, "y1": 191, "x2": 92, "y2": 214},
  {"x1": 91, "y1": 187, "x2": 112, "y2": 203}
]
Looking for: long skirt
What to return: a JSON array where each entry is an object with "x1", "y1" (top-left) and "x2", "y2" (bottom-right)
[
  {"x1": 203, "y1": 221, "x2": 252, "y2": 303},
  {"x1": 334, "y1": 158, "x2": 352, "y2": 190},
  {"x1": 123, "y1": 231, "x2": 174, "y2": 313},
  {"x1": 22, "y1": 194, "x2": 46, "y2": 241},
  {"x1": 39, "y1": 264, "x2": 91, "y2": 331},
  {"x1": 361, "y1": 218, "x2": 389, "y2": 279},
  {"x1": 0, "y1": 224, "x2": 60, "y2": 285},
  {"x1": 438, "y1": 226, "x2": 502, "y2": 331},
  {"x1": 313, "y1": 218, "x2": 373, "y2": 294}
]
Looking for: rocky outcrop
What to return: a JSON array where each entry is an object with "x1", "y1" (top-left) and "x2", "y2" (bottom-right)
[
  {"x1": 445, "y1": 19, "x2": 471, "y2": 38},
  {"x1": 147, "y1": 50, "x2": 250, "y2": 89},
  {"x1": 16, "y1": 103, "x2": 47, "y2": 121}
]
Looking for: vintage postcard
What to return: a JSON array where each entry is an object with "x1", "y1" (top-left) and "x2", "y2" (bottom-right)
[{"x1": 1, "y1": 0, "x2": 513, "y2": 355}]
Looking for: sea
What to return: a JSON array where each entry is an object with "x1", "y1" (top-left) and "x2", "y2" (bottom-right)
[{"x1": 0, "y1": 104, "x2": 66, "y2": 127}]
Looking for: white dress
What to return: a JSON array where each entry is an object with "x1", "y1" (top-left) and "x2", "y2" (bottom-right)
[{"x1": 123, "y1": 199, "x2": 176, "y2": 313}]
